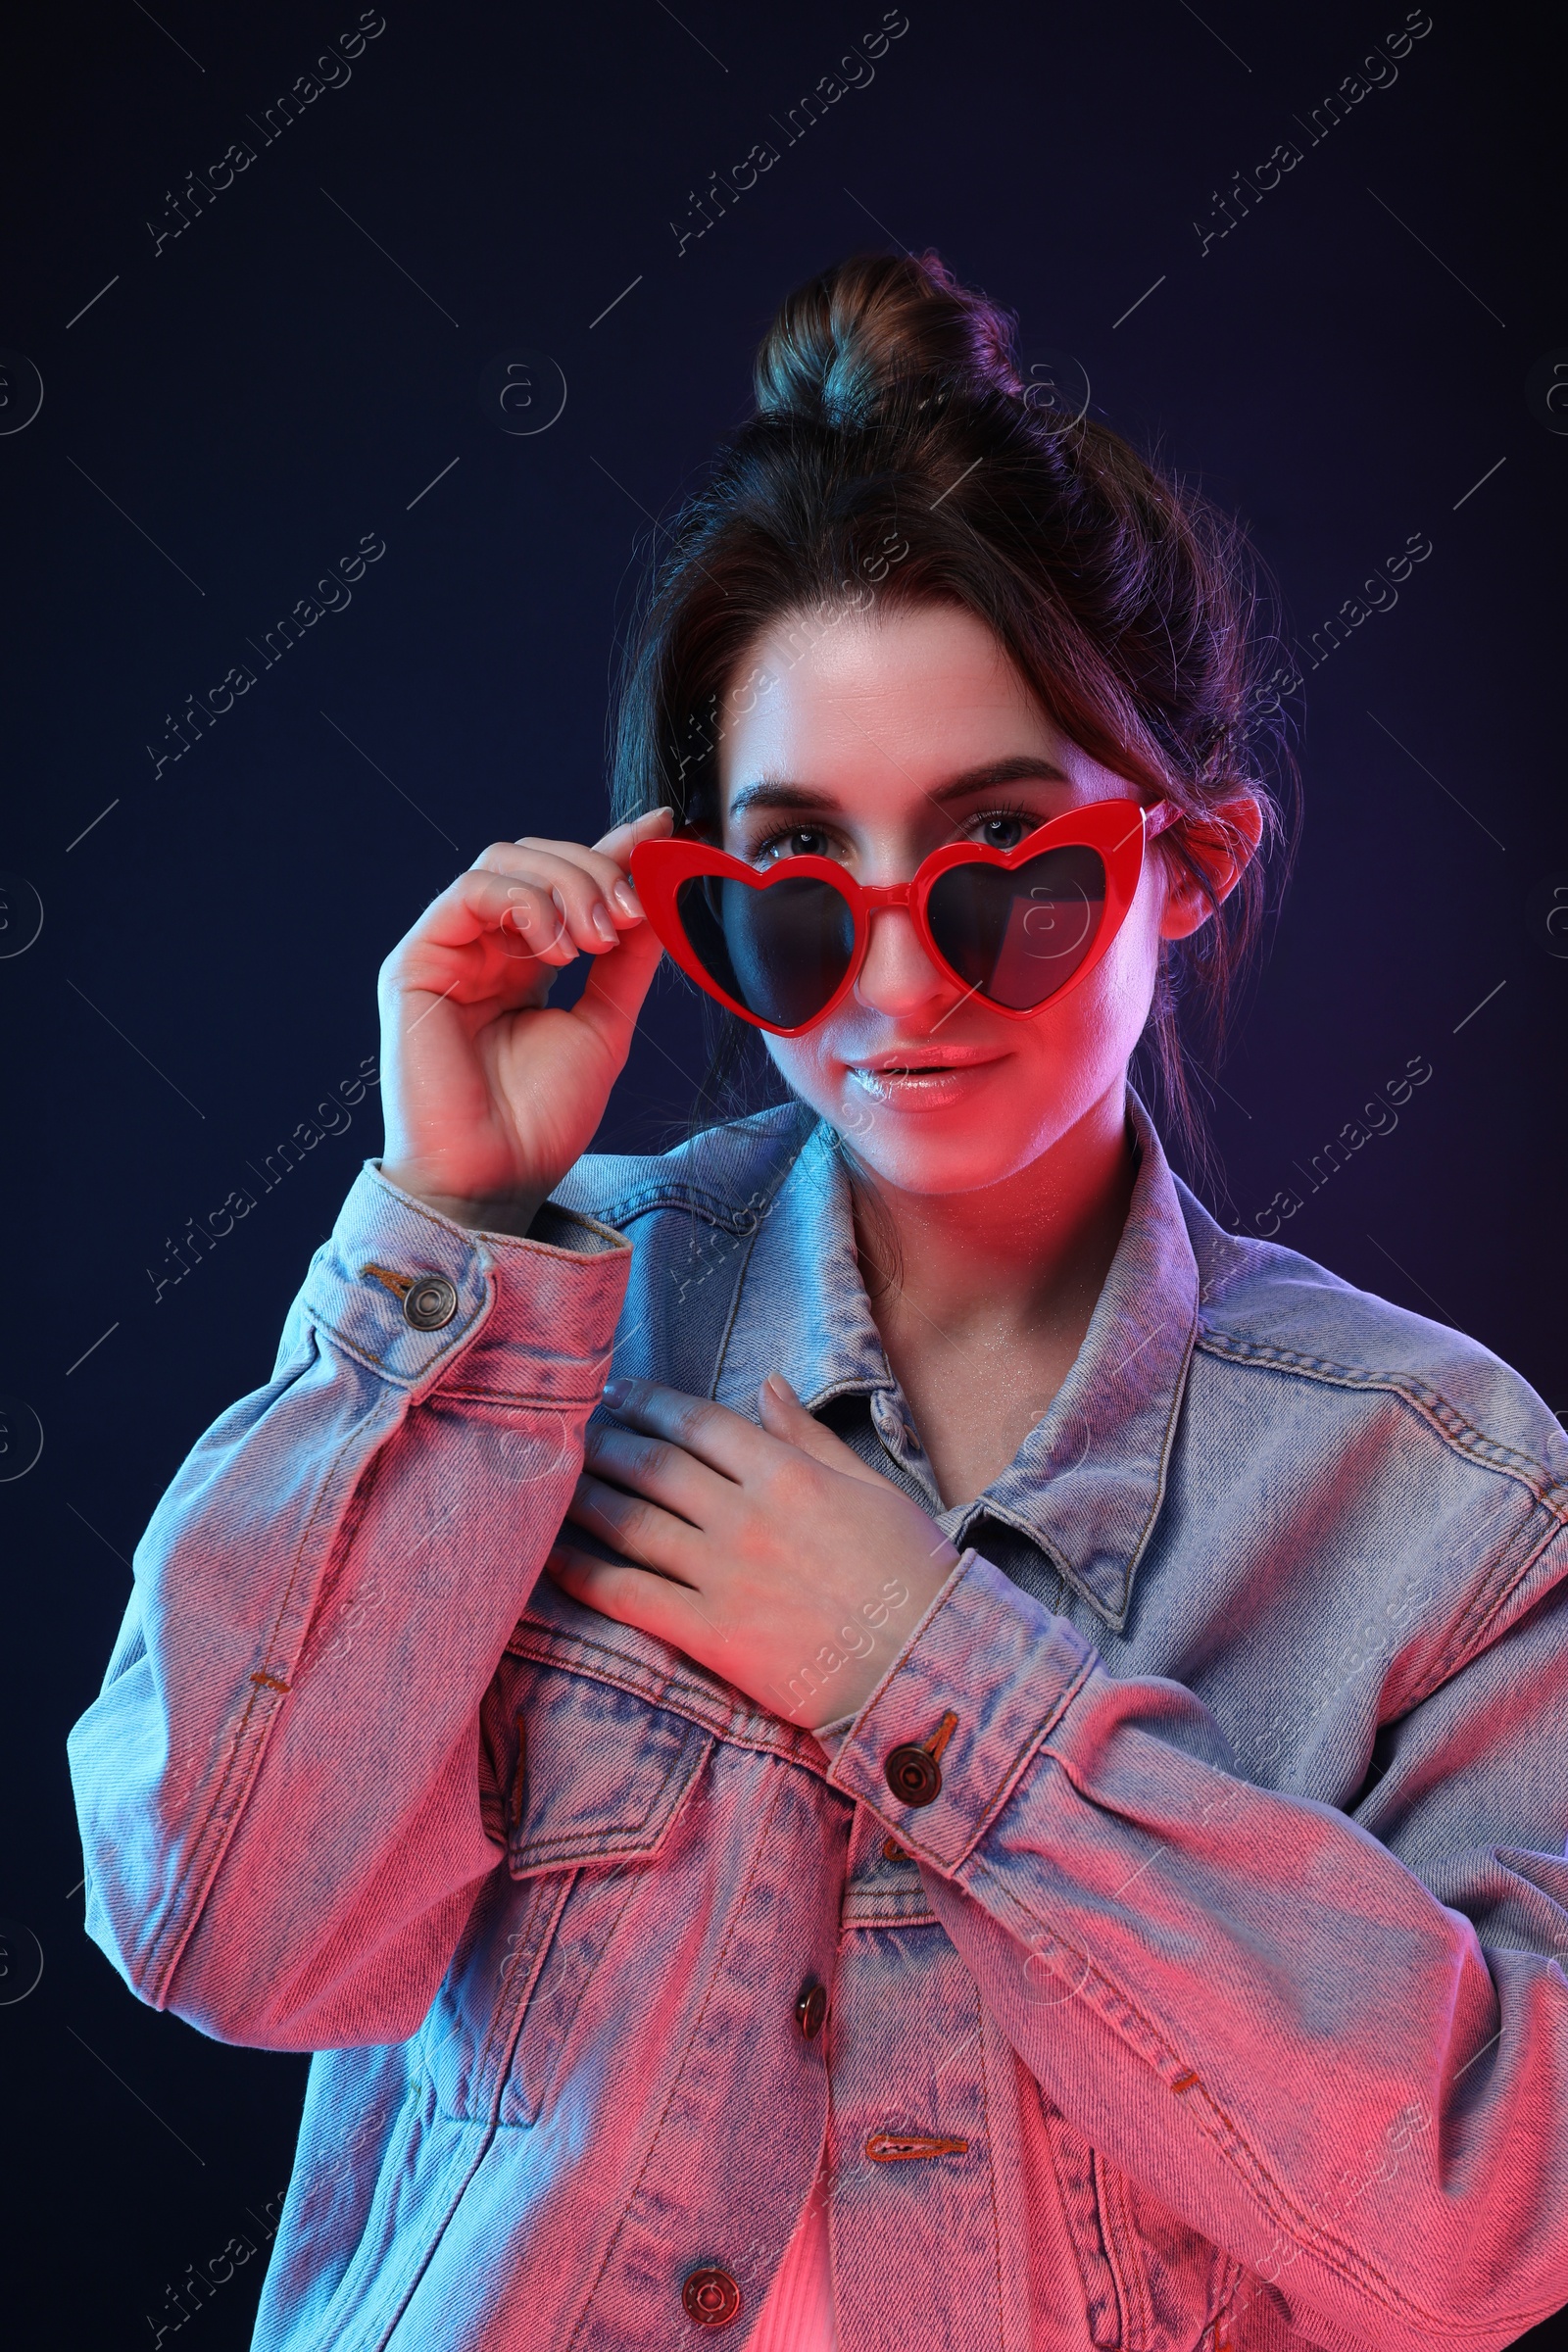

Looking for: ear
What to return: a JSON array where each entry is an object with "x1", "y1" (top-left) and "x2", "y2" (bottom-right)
[{"x1": 1157, "y1": 795, "x2": 1264, "y2": 942}]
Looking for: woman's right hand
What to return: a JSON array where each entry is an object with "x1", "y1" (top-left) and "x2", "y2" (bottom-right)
[{"x1": 377, "y1": 807, "x2": 674, "y2": 1231}]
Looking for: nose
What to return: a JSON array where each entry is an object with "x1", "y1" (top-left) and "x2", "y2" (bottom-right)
[{"x1": 854, "y1": 905, "x2": 954, "y2": 1018}]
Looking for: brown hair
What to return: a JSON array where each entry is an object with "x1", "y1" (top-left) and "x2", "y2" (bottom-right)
[{"x1": 610, "y1": 249, "x2": 1297, "y2": 1182}]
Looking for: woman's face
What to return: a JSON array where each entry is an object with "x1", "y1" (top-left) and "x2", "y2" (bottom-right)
[{"x1": 716, "y1": 600, "x2": 1205, "y2": 1199}]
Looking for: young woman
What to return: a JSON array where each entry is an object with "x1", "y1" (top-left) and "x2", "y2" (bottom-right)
[{"x1": 71, "y1": 254, "x2": 1568, "y2": 2352}]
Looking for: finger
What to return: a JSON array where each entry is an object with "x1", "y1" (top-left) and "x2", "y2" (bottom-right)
[
  {"x1": 566, "y1": 1470, "x2": 702, "y2": 1578},
  {"x1": 599, "y1": 1377, "x2": 765, "y2": 1484},
  {"x1": 589, "y1": 804, "x2": 675, "y2": 870},
  {"x1": 569, "y1": 907, "x2": 666, "y2": 1050},
  {"x1": 757, "y1": 1371, "x2": 900, "y2": 1490},
  {"x1": 505, "y1": 837, "x2": 649, "y2": 926},
  {"x1": 379, "y1": 867, "x2": 577, "y2": 1004},
  {"x1": 544, "y1": 1538, "x2": 715, "y2": 1650},
  {"x1": 433, "y1": 856, "x2": 580, "y2": 969},
  {"x1": 582, "y1": 1422, "x2": 721, "y2": 1521},
  {"x1": 468, "y1": 842, "x2": 628, "y2": 956},
  {"x1": 508, "y1": 827, "x2": 665, "y2": 926}
]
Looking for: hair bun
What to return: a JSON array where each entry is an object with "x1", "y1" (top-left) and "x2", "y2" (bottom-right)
[{"x1": 753, "y1": 249, "x2": 1023, "y2": 429}]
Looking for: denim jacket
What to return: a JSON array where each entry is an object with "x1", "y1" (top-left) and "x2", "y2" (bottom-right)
[{"x1": 69, "y1": 1096, "x2": 1568, "y2": 2352}]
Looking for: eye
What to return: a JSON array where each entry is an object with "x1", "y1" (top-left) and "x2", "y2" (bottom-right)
[
  {"x1": 971, "y1": 806, "x2": 1037, "y2": 851},
  {"x1": 753, "y1": 824, "x2": 835, "y2": 866}
]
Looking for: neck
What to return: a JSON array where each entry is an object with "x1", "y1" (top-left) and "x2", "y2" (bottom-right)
[{"x1": 849, "y1": 1079, "x2": 1139, "y2": 1363}]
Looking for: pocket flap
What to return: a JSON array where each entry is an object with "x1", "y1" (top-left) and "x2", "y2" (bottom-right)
[{"x1": 502, "y1": 1651, "x2": 714, "y2": 1876}]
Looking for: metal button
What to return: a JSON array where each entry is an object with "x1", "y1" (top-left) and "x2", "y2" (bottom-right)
[
  {"x1": 796, "y1": 1980, "x2": 827, "y2": 2039},
  {"x1": 403, "y1": 1274, "x2": 459, "y2": 1331},
  {"x1": 682, "y1": 2268, "x2": 743, "y2": 2328},
  {"x1": 882, "y1": 1837, "x2": 910, "y2": 1863},
  {"x1": 885, "y1": 1742, "x2": 942, "y2": 1806}
]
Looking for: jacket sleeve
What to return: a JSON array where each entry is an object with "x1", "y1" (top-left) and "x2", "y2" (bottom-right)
[
  {"x1": 825, "y1": 1537, "x2": 1568, "y2": 2352},
  {"x1": 66, "y1": 1162, "x2": 631, "y2": 2052}
]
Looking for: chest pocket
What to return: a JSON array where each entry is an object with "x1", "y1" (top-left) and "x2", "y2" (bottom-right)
[
  {"x1": 504, "y1": 1651, "x2": 715, "y2": 1877},
  {"x1": 423, "y1": 1654, "x2": 715, "y2": 2131}
]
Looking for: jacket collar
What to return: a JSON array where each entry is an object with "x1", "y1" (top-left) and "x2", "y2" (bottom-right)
[{"x1": 715, "y1": 1094, "x2": 1199, "y2": 1635}]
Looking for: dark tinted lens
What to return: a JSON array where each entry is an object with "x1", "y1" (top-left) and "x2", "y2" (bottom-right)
[
  {"x1": 675, "y1": 870, "x2": 856, "y2": 1029},
  {"x1": 926, "y1": 845, "x2": 1106, "y2": 1011}
]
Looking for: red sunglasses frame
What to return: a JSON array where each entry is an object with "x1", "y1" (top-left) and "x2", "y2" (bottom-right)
[{"x1": 630, "y1": 796, "x2": 1161, "y2": 1037}]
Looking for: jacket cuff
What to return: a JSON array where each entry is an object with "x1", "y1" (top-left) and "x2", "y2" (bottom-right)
[
  {"x1": 826, "y1": 1547, "x2": 1099, "y2": 1874},
  {"x1": 297, "y1": 1160, "x2": 633, "y2": 1396}
]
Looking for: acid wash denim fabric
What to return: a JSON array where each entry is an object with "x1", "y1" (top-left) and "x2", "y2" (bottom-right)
[{"x1": 69, "y1": 1095, "x2": 1568, "y2": 2352}]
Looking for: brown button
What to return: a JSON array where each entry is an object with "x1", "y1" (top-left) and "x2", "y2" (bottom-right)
[
  {"x1": 882, "y1": 1837, "x2": 910, "y2": 1863},
  {"x1": 796, "y1": 1980, "x2": 827, "y2": 2039},
  {"x1": 682, "y1": 2267, "x2": 743, "y2": 2327},
  {"x1": 885, "y1": 1742, "x2": 942, "y2": 1806},
  {"x1": 865, "y1": 2130, "x2": 970, "y2": 2162},
  {"x1": 403, "y1": 1273, "x2": 458, "y2": 1331}
]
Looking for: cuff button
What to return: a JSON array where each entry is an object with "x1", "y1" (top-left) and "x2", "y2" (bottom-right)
[
  {"x1": 404, "y1": 1274, "x2": 459, "y2": 1331},
  {"x1": 885, "y1": 1743, "x2": 942, "y2": 1806}
]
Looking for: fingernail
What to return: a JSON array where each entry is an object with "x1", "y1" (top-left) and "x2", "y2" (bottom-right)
[
  {"x1": 603, "y1": 1375, "x2": 628, "y2": 1406},
  {"x1": 764, "y1": 1371, "x2": 796, "y2": 1401},
  {"x1": 612, "y1": 878, "x2": 643, "y2": 919},
  {"x1": 591, "y1": 905, "x2": 616, "y2": 945}
]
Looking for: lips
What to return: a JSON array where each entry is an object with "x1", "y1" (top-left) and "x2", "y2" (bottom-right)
[
  {"x1": 843, "y1": 1047, "x2": 1007, "y2": 1111},
  {"x1": 847, "y1": 1046, "x2": 1004, "y2": 1075}
]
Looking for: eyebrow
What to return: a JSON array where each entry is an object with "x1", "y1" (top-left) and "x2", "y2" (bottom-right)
[{"x1": 727, "y1": 754, "x2": 1072, "y2": 820}]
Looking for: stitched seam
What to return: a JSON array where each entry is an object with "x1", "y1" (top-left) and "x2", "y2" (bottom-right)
[
  {"x1": 428, "y1": 1384, "x2": 609, "y2": 1408},
  {"x1": 1200, "y1": 1330, "x2": 1568, "y2": 1706},
  {"x1": 976, "y1": 2004, "x2": 1010, "y2": 2352},
  {"x1": 302, "y1": 2087, "x2": 441, "y2": 2352},
  {"x1": 576, "y1": 1108, "x2": 815, "y2": 1239},
  {"x1": 563, "y1": 1767, "x2": 792, "y2": 2351},
  {"x1": 504, "y1": 1626, "x2": 821, "y2": 1766},
  {"x1": 968, "y1": 1860, "x2": 1530, "y2": 2335},
  {"x1": 505, "y1": 1641, "x2": 755, "y2": 1736},
  {"x1": 1195, "y1": 1328, "x2": 1568, "y2": 1522},
  {"x1": 1110, "y1": 1311, "x2": 1200, "y2": 1625},
  {"x1": 1037, "y1": 2092, "x2": 1119, "y2": 2346},
  {"x1": 495, "y1": 1213, "x2": 630, "y2": 1259},
  {"x1": 501, "y1": 1866, "x2": 647, "y2": 2129},
  {"x1": 1207, "y1": 2252, "x2": 1247, "y2": 2349},
  {"x1": 904, "y1": 1631, "x2": 1099, "y2": 1876},
  {"x1": 708, "y1": 1216, "x2": 767, "y2": 1397},
  {"x1": 368, "y1": 1167, "x2": 628, "y2": 1263},
  {"x1": 840, "y1": 1897, "x2": 941, "y2": 1928},
  {"x1": 351, "y1": 2114, "x2": 497, "y2": 2352},
  {"x1": 1100, "y1": 2155, "x2": 1155, "y2": 2350},
  {"x1": 1091, "y1": 2146, "x2": 1135, "y2": 2350},
  {"x1": 301, "y1": 1237, "x2": 505, "y2": 1389},
  {"x1": 305, "y1": 1269, "x2": 502, "y2": 1387},
  {"x1": 143, "y1": 1389, "x2": 398, "y2": 2004},
  {"x1": 507, "y1": 1730, "x2": 710, "y2": 1866},
  {"x1": 472, "y1": 1871, "x2": 576, "y2": 2107},
  {"x1": 1410, "y1": 1509, "x2": 1568, "y2": 1703},
  {"x1": 589, "y1": 1181, "x2": 763, "y2": 1236}
]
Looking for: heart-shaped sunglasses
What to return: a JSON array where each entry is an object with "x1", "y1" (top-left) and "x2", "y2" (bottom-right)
[{"x1": 629, "y1": 797, "x2": 1160, "y2": 1037}]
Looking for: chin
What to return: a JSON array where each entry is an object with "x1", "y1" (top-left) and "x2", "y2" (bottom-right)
[
  {"x1": 841, "y1": 1129, "x2": 1049, "y2": 1196},
  {"x1": 821, "y1": 1084, "x2": 1072, "y2": 1198}
]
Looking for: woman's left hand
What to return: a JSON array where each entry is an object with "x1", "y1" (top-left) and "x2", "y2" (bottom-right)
[{"x1": 545, "y1": 1373, "x2": 958, "y2": 1731}]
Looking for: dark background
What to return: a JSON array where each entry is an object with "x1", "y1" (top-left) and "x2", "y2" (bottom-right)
[{"x1": 2, "y1": 0, "x2": 1564, "y2": 2342}]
